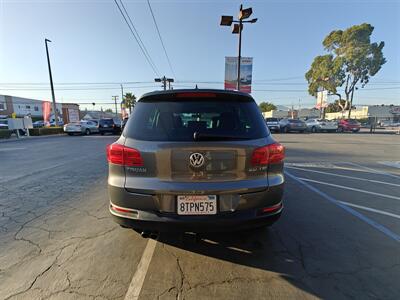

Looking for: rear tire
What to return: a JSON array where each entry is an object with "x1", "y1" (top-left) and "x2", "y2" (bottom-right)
[
  {"x1": 85, "y1": 129, "x2": 90, "y2": 135},
  {"x1": 100, "y1": 132, "x2": 104, "y2": 136},
  {"x1": 67, "y1": 133, "x2": 73, "y2": 136},
  {"x1": 311, "y1": 126, "x2": 317, "y2": 133},
  {"x1": 337, "y1": 127, "x2": 344, "y2": 133}
]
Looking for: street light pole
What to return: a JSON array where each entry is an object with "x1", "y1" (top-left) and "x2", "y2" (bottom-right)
[
  {"x1": 237, "y1": 5, "x2": 243, "y2": 91},
  {"x1": 45, "y1": 39, "x2": 58, "y2": 126},
  {"x1": 220, "y1": 5, "x2": 257, "y2": 92}
]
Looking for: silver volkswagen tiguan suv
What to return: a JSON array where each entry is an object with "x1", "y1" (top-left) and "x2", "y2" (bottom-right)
[{"x1": 107, "y1": 89, "x2": 284, "y2": 233}]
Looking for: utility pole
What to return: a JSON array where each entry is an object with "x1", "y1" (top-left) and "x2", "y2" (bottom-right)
[
  {"x1": 155, "y1": 76, "x2": 174, "y2": 90},
  {"x1": 112, "y1": 96, "x2": 119, "y2": 118},
  {"x1": 121, "y1": 84, "x2": 124, "y2": 104},
  {"x1": 45, "y1": 39, "x2": 58, "y2": 126}
]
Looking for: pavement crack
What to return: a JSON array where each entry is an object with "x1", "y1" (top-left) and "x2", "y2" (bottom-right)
[
  {"x1": 161, "y1": 243, "x2": 191, "y2": 299},
  {"x1": 4, "y1": 259, "x2": 55, "y2": 300},
  {"x1": 157, "y1": 286, "x2": 177, "y2": 299}
]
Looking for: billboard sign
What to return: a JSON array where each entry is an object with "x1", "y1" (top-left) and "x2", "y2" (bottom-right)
[
  {"x1": 42, "y1": 101, "x2": 52, "y2": 124},
  {"x1": 224, "y1": 57, "x2": 253, "y2": 93},
  {"x1": 316, "y1": 90, "x2": 328, "y2": 109},
  {"x1": 68, "y1": 108, "x2": 80, "y2": 122}
]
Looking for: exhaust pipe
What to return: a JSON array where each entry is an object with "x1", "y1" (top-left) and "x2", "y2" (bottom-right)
[
  {"x1": 141, "y1": 231, "x2": 150, "y2": 238},
  {"x1": 149, "y1": 232, "x2": 159, "y2": 240},
  {"x1": 140, "y1": 231, "x2": 159, "y2": 239}
]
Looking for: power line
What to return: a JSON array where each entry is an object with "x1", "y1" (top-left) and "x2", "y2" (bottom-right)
[
  {"x1": 118, "y1": 0, "x2": 160, "y2": 77},
  {"x1": 0, "y1": 81, "x2": 155, "y2": 86},
  {"x1": 147, "y1": 0, "x2": 176, "y2": 79},
  {"x1": 0, "y1": 85, "x2": 158, "y2": 91},
  {"x1": 114, "y1": 0, "x2": 160, "y2": 77}
]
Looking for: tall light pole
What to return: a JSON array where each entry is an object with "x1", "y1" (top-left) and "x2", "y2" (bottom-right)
[
  {"x1": 220, "y1": 5, "x2": 257, "y2": 91},
  {"x1": 45, "y1": 39, "x2": 58, "y2": 126}
]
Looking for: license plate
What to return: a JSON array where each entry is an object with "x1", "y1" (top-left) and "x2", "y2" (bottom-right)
[
  {"x1": 177, "y1": 195, "x2": 217, "y2": 215},
  {"x1": 103, "y1": 125, "x2": 108, "y2": 127}
]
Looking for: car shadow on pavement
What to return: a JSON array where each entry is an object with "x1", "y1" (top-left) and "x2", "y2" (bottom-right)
[{"x1": 156, "y1": 226, "x2": 320, "y2": 298}]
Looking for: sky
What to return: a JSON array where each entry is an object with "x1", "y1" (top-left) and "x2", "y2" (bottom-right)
[{"x1": 0, "y1": 0, "x2": 399, "y2": 111}]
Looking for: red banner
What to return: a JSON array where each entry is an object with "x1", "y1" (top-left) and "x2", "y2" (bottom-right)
[{"x1": 42, "y1": 101, "x2": 51, "y2": 124}]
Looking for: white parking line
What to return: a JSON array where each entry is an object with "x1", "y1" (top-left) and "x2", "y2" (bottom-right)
[
  {"x1": 378, "y1": 161, "x2": 400, "y2": 169},
  {"x1": 286, "y1": 162, "x2": 386, "y2": 175},
  {"x1": 0, "y1": 147, "x2": 26, "y2": 152},
  {"x1": 286, "y1": 166, "x2": 400, "y2": 187},
  {"x1": 339, "y1": 201, "x2": 400, "y2": 220},
  {"x1": 297, "y1": 177, "x2": 400, "y2": 201},
  {"x1": 343, "y1": 162, "x2": 400, "y2": 179},
  {"x1": 285, "y1": 171, "x2": 400, "y2": 242},
  {"x1": 124, "y1": 239, "x2": 157, "y2": 300}
]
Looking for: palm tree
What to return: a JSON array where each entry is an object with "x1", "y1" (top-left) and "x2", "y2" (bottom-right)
[{"x1": 124, "y1": 93, "x2": 136, "y2": 114}]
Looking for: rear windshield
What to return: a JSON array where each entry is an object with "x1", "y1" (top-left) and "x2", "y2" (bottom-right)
[
  {"x1": 289, "y1": 119, "x2": 302, "y2": 123},
  {"x1": 100, "y1": 119, "x2": 114, "y2": 125},
  {"x1": 125, "y1": 98, "x2": 269, "y2": 141},
  {"x1": 346, "y1": 119, "x2": 359, "y2": 124},
  {"x1": 266, "y1": 118, "x2": 278, "y2": 122}
]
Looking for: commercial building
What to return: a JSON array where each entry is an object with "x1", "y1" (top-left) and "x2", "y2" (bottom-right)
[
  {"x1": 263, "y1": 108, "x2": 320, "y2": 119},
  {"x1": 0, "y1": 94, "x2": 79, "y2": 123},
  {"x1": 325, "y1": 105, "x2": 400, "y2": 122},
  {"x1": 80, "y1": 110, "x2": 120, "y2": 120}
]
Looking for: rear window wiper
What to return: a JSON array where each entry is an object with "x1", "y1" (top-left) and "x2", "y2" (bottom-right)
[{"x1": 193, "y1": 131, "x2": 250, "y2": 141}]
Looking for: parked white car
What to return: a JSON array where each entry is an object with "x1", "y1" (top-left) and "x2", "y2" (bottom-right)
[
  {"x1": 64, "y1": 120, "x2": 99, "y2": 135},
  {"x1": 380, "y1": 120, "x2": 400, "y2": 127},
  {"x1": 305, "y1": 119, "x2": 338, "y2": 133},
  {"x1": 265, "y1": 117, "x2": 280, "y2": 133}
]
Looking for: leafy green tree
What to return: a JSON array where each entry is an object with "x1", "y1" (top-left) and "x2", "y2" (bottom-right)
[
  {"x1": 104, "y1": 108, "x2": 113, "y2": 113},
  {"x1": 306, "y1": 23, "x2": 386, "y2": 118},
  {"x1": 259, "y1": 102, "x2": 277, "y2": 112},
  {"x1": 124, "y1": 92, "x2": 136, "y2": 114},
  {"x1": 325, "y1": 99, "x2": 355, "y2": 113}
]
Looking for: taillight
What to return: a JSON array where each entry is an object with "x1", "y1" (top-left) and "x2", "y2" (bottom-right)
[
  {"x1": 251, "y1": 143, "x2": 285, "y2": 166},
  {"x1": 106, "y1": 144, "x2": 143, "y2": 166}
]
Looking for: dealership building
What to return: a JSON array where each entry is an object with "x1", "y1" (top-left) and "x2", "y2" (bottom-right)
[
  {"x1": 0, "y1": 94, "x2": 80, "y2": 123},
  {"x1": 325, "y1": 105, "x2": 400, "y2": 122},
  {"x1": 262, "y1": 104, "x2": 400, "y2": 123}
]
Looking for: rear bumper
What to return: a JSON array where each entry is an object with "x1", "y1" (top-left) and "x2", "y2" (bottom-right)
[
  {"x1": 341, "y1": 126, "x2": 360, "y2": 131},
  {"x1": 288, "y1": 127, "x2": 307, "y2": 131},
  {"x1": 64, "y1": 129, "x2": 83, "y2": 133},
  {"x1": 110, "y1": 202, "x2": 283, "y2": 232},
  {"x1": 108, "y1": 181, "x2": 284, "y2": 232},
  {"x1": 267, "y1": 125, "x2": 280, "y2": 130},
  {"x1": 99, "y1": 127, "x2": 120, "y2": 133}
]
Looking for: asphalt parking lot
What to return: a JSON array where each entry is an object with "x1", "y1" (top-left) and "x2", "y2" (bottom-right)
[{"x1": 0, "y1": 133, "x2": 399, "y2": 299}]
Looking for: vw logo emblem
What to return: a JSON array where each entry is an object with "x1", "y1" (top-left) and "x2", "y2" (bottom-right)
[{"x1": 189, "y1": 152, "x2": 205, "y2": 168}]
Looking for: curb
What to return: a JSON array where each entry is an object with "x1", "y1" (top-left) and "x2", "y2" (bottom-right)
[{"x1": 0, "y1": 134, "x2": 67, "y2": 144}]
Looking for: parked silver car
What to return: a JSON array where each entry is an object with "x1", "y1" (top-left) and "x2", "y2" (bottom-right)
[
  {"x1": 305, "y1": 119, "x2": 338, "y2": 132},
  {"x1": 64, "y1": 120, "x2": 99, "y2": 135},
  {"x1": 107, "y1": 89, "x2": 285, "y2": 235},
  {"x1": 279, "y1": 118, "x2": 307, "y2": 133}
]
